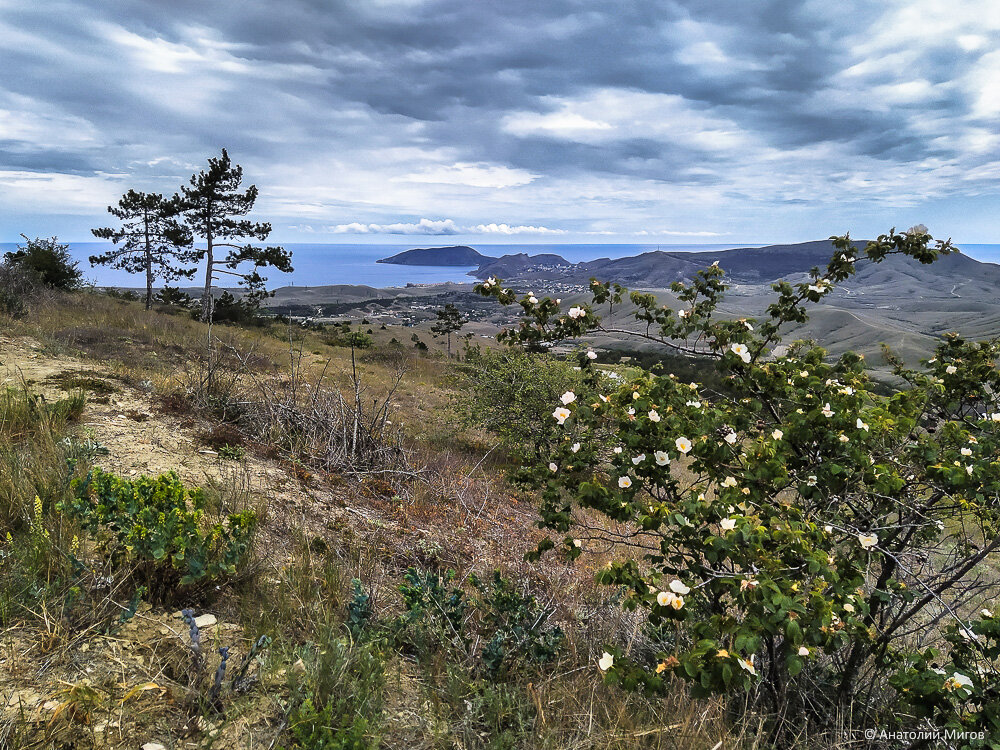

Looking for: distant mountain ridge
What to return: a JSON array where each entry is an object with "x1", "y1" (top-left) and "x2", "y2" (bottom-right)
[
  {"x1": 470, "y1": 239, "x2": 1000, "y2": 289},
  {"x1": 377, "y1": 245, "x2": 495, "y2": 266}
]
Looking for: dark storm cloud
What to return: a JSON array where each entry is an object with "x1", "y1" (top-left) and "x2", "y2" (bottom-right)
[{"x1": 1, "y1": 0, "x2": 998, "y2": 240}]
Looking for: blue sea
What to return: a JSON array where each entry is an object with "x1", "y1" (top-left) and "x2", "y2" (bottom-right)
[{"x1": 4, "y1": 241, "x2": 1000, "y2": 289}]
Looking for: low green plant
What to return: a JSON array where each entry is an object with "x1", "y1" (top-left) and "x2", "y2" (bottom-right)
[
  {"x1": 281, "y1": 627, "x2": 385, "y2": 750},
  {"x1": 472, "y1": 570, "x2": 565, "y2": 678},
  {"x1": 60, "y1": 469, "x2": 257, "y2": 602},
  {"x1": 395, "y1": 567, "x2": 468, "y2": 656},
  {"x1": 217, "y1": 443, "x2": 246, "y2": 461},
  {"x1": 346, "y1": 578, "x2": 373, "y2": 640}
]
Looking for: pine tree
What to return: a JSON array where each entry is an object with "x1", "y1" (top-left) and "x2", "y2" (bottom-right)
[
  {"x1": 431, "y1": 303, "x2": 467, "y2": 359},
  {"x1": 90, "y1": 190, "x2": 194, "y2": 309},
  {"x1": 177, "y1": 149, "x2": 292, "y2": 322}
]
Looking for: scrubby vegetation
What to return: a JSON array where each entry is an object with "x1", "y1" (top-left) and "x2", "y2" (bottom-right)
[{"x1": 1, "y1": 226, "x2": 998, "y2": 749}]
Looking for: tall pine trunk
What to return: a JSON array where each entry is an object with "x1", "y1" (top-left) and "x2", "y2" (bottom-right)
[
  {"x1": 201, "y1": 222, "x2": 214, "y2": 322},
  {"x1": 143, "y1": 207, "x2": 153, "y2": 310}
]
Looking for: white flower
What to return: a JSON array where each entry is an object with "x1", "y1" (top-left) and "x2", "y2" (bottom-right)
[
  {"x1": 806, "y1": 475, "x2": 818, "y2": 487},
  {"x1": 618, "y1": 476, "x2": 633, "y2": 489},
  {"x1": 981, "y1": 609, "x2": 993, "y2": 618},
  {"x1": 711, "y1": 260, "x2": 720, "y2": 268},
  {"x1": 798, "y1": 646, "x2": 810, "y2": 656},
  {"x1": 943, "y1": 672, "x2": 973, "y2": 692},
  {"x1": 856, "y1": 418, "x2": 869, "y2": 431},
  {"x1": 821, "y1": 403, "x2": 835, "y2": 418},
  {"x1": 772, "y1": 429, "x2": 783, "y2": 440},
  {"x1": 669, "y1": 580, "x2": 691, "y2": 595},
  {"x1": 808, "y1": 279, "x2": 830, "y2": 293},
  {"x1": 613, "y1": 446, "x2": 623, "y2": 454},
  {"x1": 824, "y1": 524, "x2": 833, "y2": 533},
  {"x1": 992, "y1": 413, "x2": 1000, "y2": 422},
  {"x1": 631, "y1": 454, "x2": 646, "y2": 465},
  {"x1": 721, "y1": 476, "x2": 738, "y2": 488},
  {"x1": 586, "y1": 350, "x2": 598, "y2": 360},
  {"x1": 656, "y1": 591, "x2": 675, "y2": 607},
  {"x1": 528, "y1": 296, "x2": 538, "y2": 304},
  {"x1": 685, "y1": 400, "x2": 702, "y2": 409},
  {"x1": 571, "y1": 443, "x2": 581, "y2": 453},
  {"x1": 858, "y1": 533, "x2": 878, "y2": 550},
  {"x1": 800, "y1": 370, "x2": 809, "y2": 378},
  {"x1": 648, "y1": 409, "x2": 661, "y2": 422},
  {"x1": 568, "y1": 306, "x2": 585, "y2": 319},
  {"x1": 677, "y1": 308, "x2": 689, "y2": 318},
  {"x1": 843, "y1": 602, "x2": 855, "y2": 613},
  {"x1": 560, "y1": 391, "x2": 577, "y2": 405},
  {"x1": 967, "y1": 464, "x2": 974, "y2": 475},
  {"x1": 959, "y1": 627, "x2": 979, "y2": 642},
  {"x1": 548, "y1": 462, "x2": 558, "y2": 472},
  {"x1": 654, "y1": 450, "x2": 670, "y2": 466},
  {"x1": 720, "y1": 518, "x2": 737, "y2": 531},
  {"x1": 730, "y1": 343, "x2": 751, "y2": 363},
  {"x1": 839, "y1": 434, "x2": 850, "y2": 443},
  {"x1": 724, "y1": 432, "x2": 738, "y2": 445},
  {"x1": 627, "y1": 407, "x2": 635, "y2": 415},
  {"x1": 675, "y1": 437, "x2": 692, "y2": 454},
  {"x1": 961, "y1": 447, "x2": 972, "y2": 456},
  {"x1": 598, "y1": 652, "x2": 614, "y2": 671},
  {"x1": 553, "y1": 407, "x2": 571, "y2": 424},
  {"x1": 840, "y1": 386, "x2": 855, "y2": 395},
  {"x1": 742, "y1": 319, "x2": 753, "y2": 331},
  {"x1": 946, "y1": 365, "x2": 957, "y2": 374},
  {"x1": 572, "y1": 538, "x2": 582, "y2": 548},
  {"x1": 738, "y1": 655, "x2": 757, "y2": 676},
  {"x1": 632, "y1": 391, "x2": 640, "y2": 400}
]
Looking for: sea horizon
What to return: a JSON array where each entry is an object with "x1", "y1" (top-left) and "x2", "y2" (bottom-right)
[{"x1": 5, "y1": 240, "x2": 1000, "y2": 289}]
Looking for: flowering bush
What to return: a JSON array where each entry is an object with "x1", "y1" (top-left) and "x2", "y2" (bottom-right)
[{"x1": 477, "y1": 228, "x2": 1000, "y2": 742}]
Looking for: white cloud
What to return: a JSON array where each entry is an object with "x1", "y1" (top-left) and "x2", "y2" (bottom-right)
[
  {"x1": 502, "y1": 89, "x2": 748, "y2": 152},
  {"x1": 399, "y1": 162, "x2": 538, "y2": 188},
  {"x1": 326, "y1": 218, "x2": 566, "y2": 235}
]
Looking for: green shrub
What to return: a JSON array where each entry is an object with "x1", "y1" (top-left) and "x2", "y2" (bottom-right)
[
  {"x1": 61, "y1": 469, "x2": 257, "y2": 602},
  {"x1": 455, "y1": 347, "x2": 584, "y2": 466},
  {"x1": 4, "y1": 236, "x2": 82, "y2": 290}
]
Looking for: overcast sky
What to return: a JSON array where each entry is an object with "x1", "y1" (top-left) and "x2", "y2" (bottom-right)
[{"x1": 1, "y1": 0, "x2": 999, "y2": 244}]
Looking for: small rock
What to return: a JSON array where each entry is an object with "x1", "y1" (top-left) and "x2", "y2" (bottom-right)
[
  {"x1": 194, "y1": 613, "x2": 217, "y2": 629},
  {"x1": 142, "y1": 744, "x2": 168, "y2": 750},
  {"x1": 291, "y1": 658, "x2": 306, "y2": 674},
  {"x1": 42, "y1": 700, "x2": 60, "y2": 711}
]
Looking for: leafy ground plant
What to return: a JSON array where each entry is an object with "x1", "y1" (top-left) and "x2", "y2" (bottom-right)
[
  {"x1": 60, "y1": 469, "x2": 257, "y2": 603},
  {"x1": 477, "y1": 226, "x2": 1000, "y2": 747}
]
